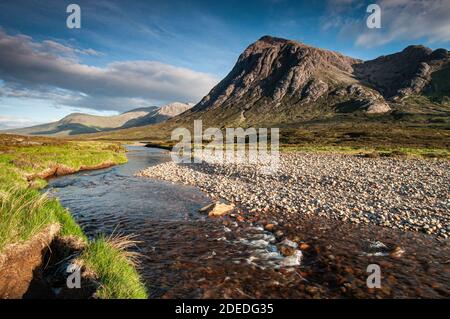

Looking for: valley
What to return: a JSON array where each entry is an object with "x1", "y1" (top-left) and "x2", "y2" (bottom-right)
[{"x1": 1, "y1": 34, "x2": 449, "y2": 300}]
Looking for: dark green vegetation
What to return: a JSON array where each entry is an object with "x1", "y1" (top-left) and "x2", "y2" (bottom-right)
[
  {"x1": 0, "y1": 134, "x2": 148, "y2": 298},
  {"x1": 76, "y1": 96, "x2": 450, "y2": 157},
  {"x1": 425, "y1": 62, "x2": 450, "y2": 104}
]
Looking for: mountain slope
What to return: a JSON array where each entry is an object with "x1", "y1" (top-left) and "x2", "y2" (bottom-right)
[
  {"x1": 178, "y1": 36, "x2": 449, "y2": 127},
  {"x1": 5, "y1": 102, "x2": 193, "y2": 136},
  {"x1": 123, "y1": 102, "x2": 194, "y2": 128},
  {"x1": 354, "y1": 45, "x2": 450, "y2": 99},
  {"x1": 67, "y1": 36, "x2": 450, "y2": 148}
]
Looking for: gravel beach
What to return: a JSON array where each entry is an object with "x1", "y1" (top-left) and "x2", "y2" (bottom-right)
[{"x1": 137, "y1": 152, "x2": 450, "y2": 239}]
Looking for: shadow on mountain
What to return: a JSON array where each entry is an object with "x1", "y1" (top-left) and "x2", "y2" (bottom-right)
[
  {"x1": 334, "y1": 100, "x2": 366, "y2": 113},
  {"x1": 121, "y1": 114, "x2": 170, "y2": 129},
  {"x1": 33, "y1": 123, "x2": 102, "y2": 136}
]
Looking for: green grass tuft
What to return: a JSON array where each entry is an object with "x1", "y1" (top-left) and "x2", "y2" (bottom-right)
[
  {"x1": 79, "y1": 235, "x2": 148, "y2": 299},
  {"x1": 0, "y1": 187, "x2": 86, "y2": 251}
]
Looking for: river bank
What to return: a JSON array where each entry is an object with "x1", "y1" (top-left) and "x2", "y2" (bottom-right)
[
  {"x1": 137, "y1": 152, "x2": 450, "y2": 238},
  {"x1": 136, "y1": 151, "x2": 450, "y2": 298},
  {"x1": 0, "y1": 135, "x2": 147, "y2": 299}
]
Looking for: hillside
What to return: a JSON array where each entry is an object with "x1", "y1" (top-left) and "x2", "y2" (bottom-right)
[
  {"x1": 5, "y1": 102, "x2": 193, "y2": 136},
  {"x1": 76, "y1": 36, "x2": 450, "y2": 148}
]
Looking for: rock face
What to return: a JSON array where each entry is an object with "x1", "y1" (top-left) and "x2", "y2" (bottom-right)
[
  {"x1": 181, "y1": 36, "x2": 449, "y2": 126},
  {"x1": 193, "y1": 36, "x2": 360, "y2": 113},
  {"x1": 354, "y1": 45, "x2": 450, "y2": 99}
]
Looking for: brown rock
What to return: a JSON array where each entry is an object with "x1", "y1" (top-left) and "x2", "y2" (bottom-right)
[
  {"x1": 208, "y1": 202, "x2": 235, "y2": 217},
  {"x1": 199, "y1": 203, "x2": 215, "y2": 213},
  {"x1": 389, "y1": 246, "x2": 405, "y2": 258},
  {"x1": 299, "y1": 243, "x2": 310, "y2": 250}
]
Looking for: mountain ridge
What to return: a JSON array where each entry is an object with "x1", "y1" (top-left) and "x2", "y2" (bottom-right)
[
  {"x1": 10, "y1": 35, "x2": 449, "y2": 147},
  {"x1": 5, "y1": 102, "x2": 194, "y2": 136},
  {"x1": 172, "y1": 35, "x2": 449, "y2": 128},
  {"x1": 82, "y1": 35, "x2": 449, "y2": 148}
]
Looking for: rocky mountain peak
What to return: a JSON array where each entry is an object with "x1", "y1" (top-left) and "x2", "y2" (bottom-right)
[
  {"x1": 193, "y1": 35, "x2": 360, "y2": 114},
  {"x1": 401, "y1": 45, "x2": 433, "y2": 57},
  {"x1": 257, "y1": 35, "x2": 292, "y2": 45},
  {"x1": 183, "y1": 36, "x2": 449, "y2": 127},
  {"x1": 355, "y1": 44, "x2": 450, "y2": 98}
]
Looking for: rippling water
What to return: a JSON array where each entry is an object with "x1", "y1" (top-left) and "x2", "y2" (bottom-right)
[
  {"x1": 48, "y1": 146, "x2": 286, "y2": 298},
  {"x1": 47, "y1": 146, "x2": 449, "y2": 298}
]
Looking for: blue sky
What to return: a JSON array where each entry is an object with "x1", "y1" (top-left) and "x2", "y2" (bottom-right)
[{"x1": 0, "y1": 0, "x2": 449, "y2": 129}]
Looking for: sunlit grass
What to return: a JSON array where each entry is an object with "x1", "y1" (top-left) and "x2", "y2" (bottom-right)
[
  {"x1": 0, "y1": 135, "x2": 148, "y2": 299},
  {"x1": 280, "y1": 144, "x2": 450, "y2": 158},
  {"x1": 79, "y1": 235, "x2": 148, "y2": 299},
  {"x1": 0, "y1": 187, "x2": 85, "y2": 251}
]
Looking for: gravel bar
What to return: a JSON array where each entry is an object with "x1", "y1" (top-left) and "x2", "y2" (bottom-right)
[{"x1": 137, "y1": 152, "x2": 450, "y2": 239}]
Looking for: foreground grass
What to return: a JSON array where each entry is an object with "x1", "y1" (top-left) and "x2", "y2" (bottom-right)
[
  {"x1": 0, "y1": 187, "x2": 85, "y2": 251},
  {"x1": 79, "y1": 235, "x2": 148, "y2": 299},
  {"x1": 0, "y1": 135, "x2": 127, "y2": 188},
  {"x1": 0, "y1": 134, "x2": 148, "y2": 299}
]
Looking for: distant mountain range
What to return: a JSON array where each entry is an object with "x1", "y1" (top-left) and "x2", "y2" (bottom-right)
[{"x1": 5, "y1": 102, "x2": 194, "y2": 136}]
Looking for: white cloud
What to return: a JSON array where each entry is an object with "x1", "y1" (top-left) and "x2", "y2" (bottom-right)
[
  {"x1": 325, "y1": 0, "x2": 450, "y2": 48},
  {"x1": 356, "y1": 0, "x2": 450, "y2": 47},
  {"x1": 0, "y1": 115, "x2": 41, "y2": 130},
  {"x1": 0, "y1": 30, "x2": 218, "y2": 112}
]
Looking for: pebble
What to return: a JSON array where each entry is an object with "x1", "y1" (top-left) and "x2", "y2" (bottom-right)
[{"x1": 137, "y1": 152, "x2": 450, "y2": 238}]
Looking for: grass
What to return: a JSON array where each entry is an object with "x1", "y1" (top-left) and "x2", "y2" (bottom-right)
[
  {"x1": 79, "y1": 109, "x2": 450, "y2": 159},
  {"x1": 79, "y1": 235, "x2": 148, "y2": 299},
  {"x1": 0, "y1": 187, "x2": 85, "y2": 251},
  {"x1": 78, "y1": 89, "x2": 450, "y2": 150},
  {"x1": 280, "y1": 144, "x2": 450, "y2": 158},
  {"x1": 0, "y1": 134, "x2": 148, "y2": 299},
  {"x1": 0, "y1": 135, "x2": 127, "y2": 188}
]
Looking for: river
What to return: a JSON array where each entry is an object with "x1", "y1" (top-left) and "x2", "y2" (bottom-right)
[
  {"x1": 48, "y1": 146, "x2": 449, "y2": 298},
  {"x1": 48, "y1": 146, "x2": 291, "y2": 298}
]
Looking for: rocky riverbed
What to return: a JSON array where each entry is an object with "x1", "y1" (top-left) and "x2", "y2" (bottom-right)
[{"x1": 137, "y1": 152, "x2": 450, "y2": 239}]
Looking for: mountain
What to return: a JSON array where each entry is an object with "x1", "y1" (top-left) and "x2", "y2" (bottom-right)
[
  {"x1": 5, "y1": 102, "x2": 193, "y2": 136},
  {"x1": 117, "y1": 102, "x2": 194, "y2": 129},
  {"x1": 45, "y1": 36, "x2": 450, "y2": 148},
  {"x1": 176, "y1": 36, "x2": 449, "y2": 127}
]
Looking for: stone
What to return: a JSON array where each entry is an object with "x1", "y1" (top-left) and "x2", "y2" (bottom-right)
[
  {"x1": 280, "y1": 239, "x2": 298, "y2": 248},
  {"x1": 281, "y1": 250, "x2": 303, "y2": 267},
  {"x1": 199, "y1": 203, "x2": 215, "y2": 213},
  {"x1": 208, "y1": 202, "x2": 235, "y2": 217},
  {"x1": 279, "y1": 245, "x2": 296, "y2": 257},
  {"x1": 299, "y1": 243, "x2": 310, "y2": 250},
  {"x1": 389, "y1": 246, "x2": 405, "y2": 258}
]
